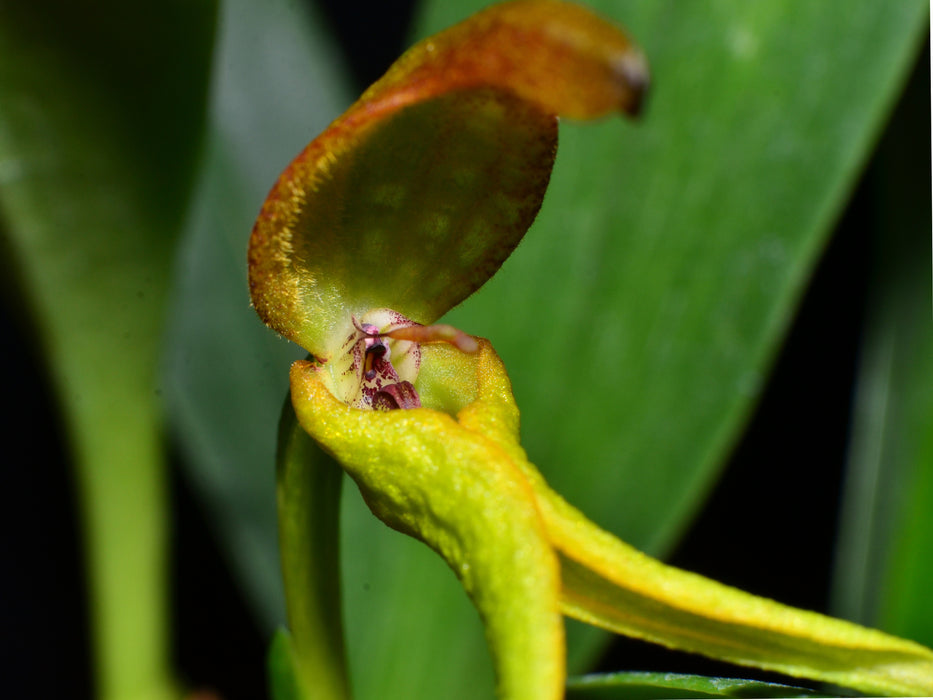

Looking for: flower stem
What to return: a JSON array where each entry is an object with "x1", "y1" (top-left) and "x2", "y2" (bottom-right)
[{"x1": 276, "y1": 394, "x2": 350, "y2": 700}]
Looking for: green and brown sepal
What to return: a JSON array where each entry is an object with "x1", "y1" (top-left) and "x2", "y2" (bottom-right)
[{"x1": 248, "y1": 0, "x2": 649, "y2": 371}]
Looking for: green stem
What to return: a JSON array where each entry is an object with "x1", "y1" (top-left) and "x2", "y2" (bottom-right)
[{"x1": 276, "y1": 394, "x2": 351, "y2": 700}]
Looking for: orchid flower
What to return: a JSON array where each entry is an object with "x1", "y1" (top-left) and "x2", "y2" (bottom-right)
[{"x1": 248, "y1": 2, "x2": 933, "y2": 698}]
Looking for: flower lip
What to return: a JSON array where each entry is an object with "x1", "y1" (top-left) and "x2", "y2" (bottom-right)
[
  {"x1": 325, "y1": 308, "x2": 478, "y2": 411},
  {"x1": 372, "y1": 381, "x2": 422, "y2": 410}
]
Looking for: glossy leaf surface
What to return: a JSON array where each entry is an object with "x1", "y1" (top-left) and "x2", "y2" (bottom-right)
[{"x1": 565, "y1": 671, "x2": 821, "y2": 699}]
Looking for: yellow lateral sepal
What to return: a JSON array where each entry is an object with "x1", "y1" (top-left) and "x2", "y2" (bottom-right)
[{"x1": 289, "y1": 342, "x2": 565, "y2": 700}]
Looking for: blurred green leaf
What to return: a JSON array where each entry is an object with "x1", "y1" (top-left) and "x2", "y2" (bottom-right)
[
  {"x1": 268, "y1": 628, "x2": 304, "y2": 700},
  {"x1": 163, "y1": 0, "x2": 351, "y2": 627},
  {"x1": 832, "y1": 55, "x2": 933, "y2": 646},
  {"x1": 566, "y1": 671, "x2": 823, "y2": 699},
  {"x1": 0, "y1": 2, "x2": 215, "y2": 698}
]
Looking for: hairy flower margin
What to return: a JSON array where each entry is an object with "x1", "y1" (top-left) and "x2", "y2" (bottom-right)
[{"x1": 249, "y1": 1, "x2": 933, "y2": 699}]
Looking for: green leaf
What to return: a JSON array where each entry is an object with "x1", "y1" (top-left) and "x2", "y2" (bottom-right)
[
  {"x1": 268, "y1": 628, "x2": 303, "y2": 700},
  {"x1": 831, "y1": 53, "x2": 933, "y2": 646},
  {"x1": 566, "y1": 672, "x2": 824, "y2": 699},
  {"x1": 0, "y1": 3, "x2": 215, "y2": 698},
  {"x1": 421, "y1": 0, "x2": 928, "y2": 670}
]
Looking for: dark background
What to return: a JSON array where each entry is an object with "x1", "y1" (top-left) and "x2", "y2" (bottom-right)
[{"x1": 2, "y1": 1, "x2": 928, "y2": 697}]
